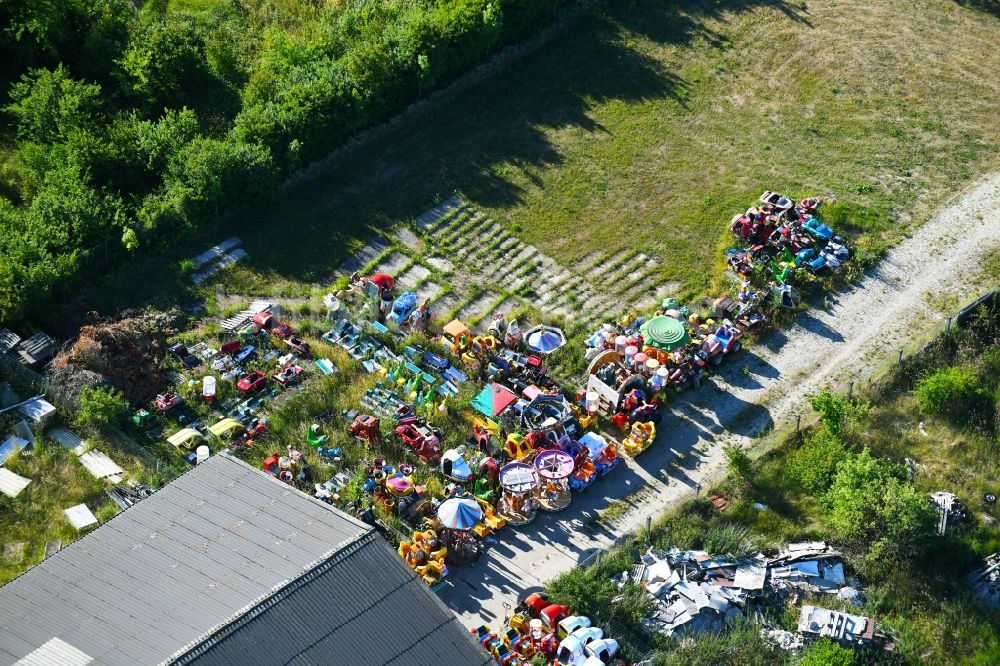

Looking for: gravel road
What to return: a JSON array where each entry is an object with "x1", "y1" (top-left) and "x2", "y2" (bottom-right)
[{"x1": 438, "y1": 173, "x2": 1000, "y2": 628}]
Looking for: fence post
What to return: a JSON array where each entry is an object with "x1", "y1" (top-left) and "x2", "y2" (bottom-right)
[
  {"x1": 646, "y1": 515, "x2": 652, "y2": 543},
  {"x1": 946, "y1": 317, "x2": 952, "y2": 331},
  {"x1": 897, "y1": 349, "x2": 903, "y2": 365},
  {"x1": 796, "y1": 414, "x2": 801, "y2": 431},
  {"x1": 848, "y1": 382, "x2": 854, "y2": 400}
]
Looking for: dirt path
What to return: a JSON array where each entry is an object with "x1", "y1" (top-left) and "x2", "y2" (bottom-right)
[{"x1": 437, "y1": 173, "x2": 1000, "y2": 627}]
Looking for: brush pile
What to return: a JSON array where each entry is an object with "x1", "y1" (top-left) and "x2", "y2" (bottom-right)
[{"x1": 49, "y1": 310, "x2": 182, "y2": 404}]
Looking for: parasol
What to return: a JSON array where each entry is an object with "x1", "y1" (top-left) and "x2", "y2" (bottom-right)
[
  {"x1": 524, "y1": 325, "x2": 567, "y2": 355},
  {"x1": 437, "y1": 497, "x2": 483, "y2": 531},
  {"x1": 640, "y1": 316, "x2": 690, "y2": 352},
  {"x1": 470, "y1": 382, "x2": 518, "y2": 418}
]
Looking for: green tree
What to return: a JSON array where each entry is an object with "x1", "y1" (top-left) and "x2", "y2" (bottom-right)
[
  {"x1": 121, "y1": 227, "x2": 138, "y2": 254},
  {"x1": 5, "y1": 65, "x2": 102, "y2": 144},
  {"x1": 26, "y1": 163, "x2": 126, "y2": 254},
  {"x1": 76, "y1": 385, "x2": 129, "y2": 428},
  {"x1": 164, "y1": 137, "x2": 275, "y2": 219},
  {"x1": 809, "y1": 389, "x2": 849, "y2": 436},
  {"x1": 788, "y1": 430, "x2": 850, "y2": 494},
  {"x1": 798, "y1": 639, "x2": 853, "y2": 666},
  {"x1": 116, "y1": 19, "x2": 213, "y2": 112},
  {"x1": 482, "y1": 3, "x2": 503, "y2": 48},
  {"x1": 825, "y1": 449, "x2": 937, "y2": 574}
]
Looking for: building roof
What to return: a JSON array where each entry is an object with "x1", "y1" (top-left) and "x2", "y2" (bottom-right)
[{"x1": 0, "y1": 454, "x2": 488, "y2": 666}]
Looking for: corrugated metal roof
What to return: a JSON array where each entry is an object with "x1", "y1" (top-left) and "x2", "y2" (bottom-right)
[
  {"x1": 173, "y1": 535, "x2": 491, "y2": 666},
  {"x1": 0, "y1": 455, "x2": 371, "y2": 666}
]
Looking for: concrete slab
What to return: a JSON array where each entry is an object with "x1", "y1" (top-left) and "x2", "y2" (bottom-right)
[
  {"x1": 336, "y1": 236, "x2": 390, "y2": 275},
  {"x1": 414, "y1": 195, "x2": 464, "y2": 230},
  {"x1": 416, "y1": 281, "x2": 444, "y2": 303},
  {"x1": 370, "y1": 251, "x2": 410, "y2": 278},
  {"x1": 191, "y1": 237, "x2": 241, "y2": 270},
  {"x1": 456, "y1": 292, "x2": 500, "y2": 322},
  {"x1": 396, "y1": 227, "x2": 422, "y2": 250},
  {"x1": 427, "y1": 256, "x2": 455, "y2": 273},
  {"x1": 2, "y1": 542, "x2": 25, "y2": 563},
  {"x1": 396, "y1": 264, "x2": 432, "y2": 288},
  {"x1": 63, "y1": 504, "x2": 98, "y2": 531},
  {"x1": 429, "y1": 293, "x2": 461, "y2": 318}
]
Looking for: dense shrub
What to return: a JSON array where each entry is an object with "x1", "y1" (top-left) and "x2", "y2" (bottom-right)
[
  {"x1": 0, "y1": 0, "x2": 577, "y2": 323},
  {"x1": 824, "y1": 449, "x2": 937, "y2": 575},
  {"x1": 914, "y1": 366, "x2": 993, "y2": 424},
  {"x1": 75, "y1": 385, "x2": 129, "y2": 429},
  {"x1": 809, "y1": 389, "x2": 850, "y2": 436},
  {"x1": 654, "y1": 620, "x2": 788, "y2": 666},
  {"x1": 788, "y1": 429, "x2": 850, "y2": 494}
]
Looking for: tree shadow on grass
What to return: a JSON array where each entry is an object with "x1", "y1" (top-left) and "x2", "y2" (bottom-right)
[
  {"x1": 953, "y1": 0, "x2": 1000, "y2": 18},
  {"x1": 65, "y1": 0, "x2": 809, "y2": 329}
]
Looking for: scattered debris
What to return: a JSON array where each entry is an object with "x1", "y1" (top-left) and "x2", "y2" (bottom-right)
[
  {"x1": 708, "y1": 493, "x2": 730, "y2": 511},
  {"x1": 0, "y1": 328, "x2": 21, "y2": 354},
  {"x1": 0, "y1": 468, "x2": 31, "y2": 498},
  {"x1": 970, "y1": 553, "x2": 1000, "y2": 608},
  {"x1": 761, "y1": 626, "x2": 804, "y2": 651},
  {"x1": 927, "y1": 491, "x2": 967, "y2": 536},
  {"x1": 18, "y1": 398, "x2": 56, "y2": 429},
  {"x1": 63, "y1": 504, "x2": 98, "y2": 531},
  {"x1": 0, "y1": 435, "x2": 29, "y2": 466},
  {"x1": 44, "y1": 540, "x2": 62, "y2": 558},
  {"x1": 106, "y1": 484, "x2": 154, "y2": 510},
  {"x1": 220, "y1": 300, "x2": 276, "y2": 332},
  {"x1": 48, "y1": 426, "x2": 86, "y2": 454},
  {"x1": 628, "y1": 542, "x2": 872, "y2": 648},
  {"x1": 78, "y1": 450, "x2": 125, "y2": 483},
  {"x1": 798, "y1": 605, "x2": 876, "y2": 646},
  {"x1": 14, "y1": 331, "x2": 56, "y2": 369},
  {"x1": 49, "y1": 311, "x2": 180, "y2": 404}
]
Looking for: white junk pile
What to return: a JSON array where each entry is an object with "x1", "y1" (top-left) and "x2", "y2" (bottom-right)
[
  {"x1": 626, "y1": 542, "x2": 868, "y2": 641},
  {"x1": 970, "y1": 553, "x2": 1000, "y2": 608}
]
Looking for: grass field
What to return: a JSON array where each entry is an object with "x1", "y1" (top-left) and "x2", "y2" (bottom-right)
[
  {"x1": 229, "y1": 0, "x2": 1000, "y2": 292},
  {"x1": 60, "y1": 0, "x2": 1000, "y2": 327}
]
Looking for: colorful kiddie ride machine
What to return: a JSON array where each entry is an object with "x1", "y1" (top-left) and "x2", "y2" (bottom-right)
[
  {"x1": 534, "y1": 449, "x2": 574, "y2": 512},
  {"x1": 498, "y1": 462, "x2": 540, "y2": 526},
  {"x1": 398, "y1": 529, "x2": 447, "y2": 587}
]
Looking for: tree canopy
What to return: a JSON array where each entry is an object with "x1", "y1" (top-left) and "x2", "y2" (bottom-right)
[
  {"x1": 824, "y1": 448, "x2": 937, "y2": 574},
  {"x1": 0, "y1": 0, "x2": 572, "y2": 323}
]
